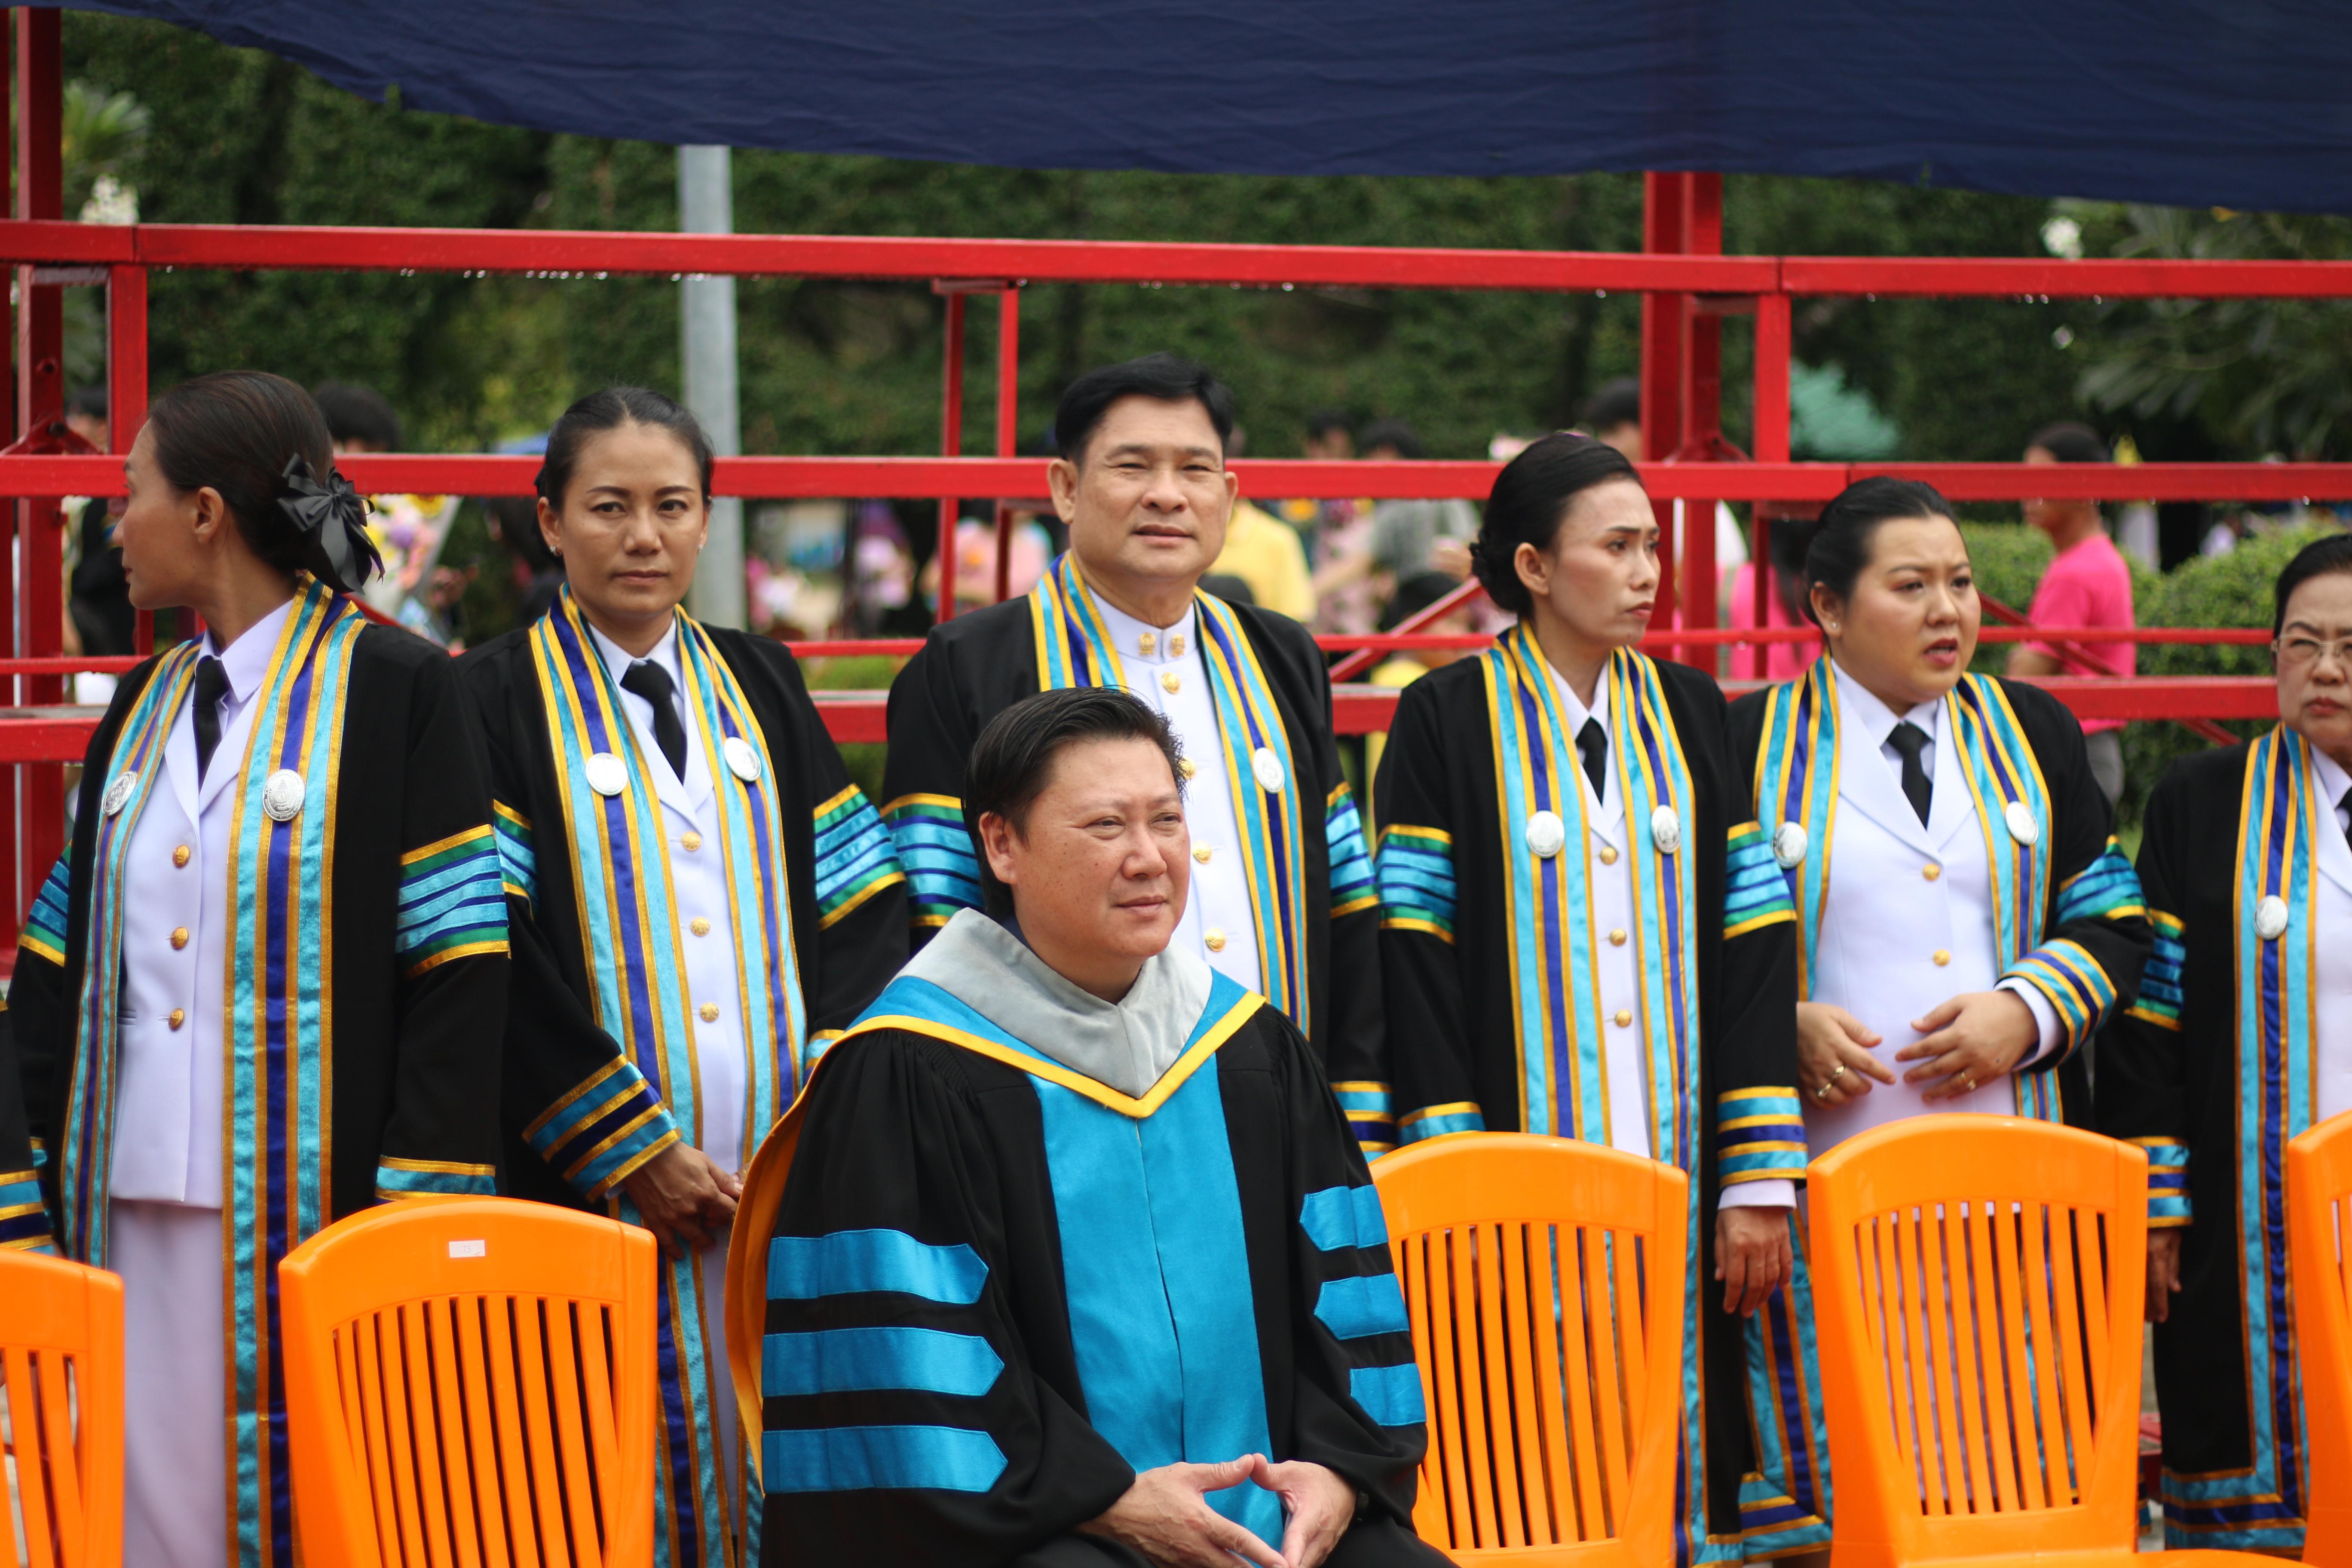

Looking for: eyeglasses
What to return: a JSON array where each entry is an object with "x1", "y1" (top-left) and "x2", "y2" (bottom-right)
[{"x1": 2275, "y1": 635, "x2": 2352, "y2": 670}]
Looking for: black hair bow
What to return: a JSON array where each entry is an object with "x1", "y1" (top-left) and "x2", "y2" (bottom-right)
[{"x1": 276, "y1": 455, "x2": 383, "y2": 594}]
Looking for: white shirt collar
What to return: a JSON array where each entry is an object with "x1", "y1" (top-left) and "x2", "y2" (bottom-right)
[
  {"x1": 2313, "y1": 744, "x2": 2352, "y2": 825},
  {"x1": 205, "y1": 596, "x2": 298, "y2": 707},
  {"x1": 1086, "y1": 587, "x2": 1197, "y2": 666},
  {"x1": 1832, "y1": 658, "x2": 1941, "y2": 749},
  {"x1": 585, "y1": 616, "x2": 683, "y2": 693},
  {"x1": 1541, "y1": 650, "x2": 1609, "y2": 741}
]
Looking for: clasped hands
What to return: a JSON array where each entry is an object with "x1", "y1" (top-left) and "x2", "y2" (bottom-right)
[
  {"x1": 1081, "y1": 1454, "x2": 1356, "y2": 1568},
  {"x1": 619, "y1": 1140, "x2": 740, "y2": 1257},
  {"x1": 1798, "y1": 992, "x2": 2037, "y2": 1111}
]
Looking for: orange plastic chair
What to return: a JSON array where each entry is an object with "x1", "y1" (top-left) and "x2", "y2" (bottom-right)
[
  {"x1": 1372, "y1": 1132, "x2": 1688, "y2": 1566},
  {"x1": 277, "y1": 1197, "x2": 658, "y2": 1568},
  {"x1": 0, "y1": 1249, "x2": 123, "y2": 1568},
  {"x1": 2290, "y1": 1113, "x2": 2352, "y2": 1568},
  {"x1": 1808, "y1": 1114, "x2": 2264, "y2": 1568}
]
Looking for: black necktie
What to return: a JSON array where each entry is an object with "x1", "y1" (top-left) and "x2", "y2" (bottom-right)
[
  {"x1": 620, "y1": 659, "x2": 688, "y2": 779},
  {"x1": 192, "y1": 655, "x2": 230, "y2": 783},
  {"x1": 1577, "y1": 718, "x2": 1608, "y2": 804},
  {"x1": 1888, "y1": 721, "x2": 1933, "y2": 826},
  {"x1": 2339, "y1": 788, "x2": 2352, "y2": 850}
]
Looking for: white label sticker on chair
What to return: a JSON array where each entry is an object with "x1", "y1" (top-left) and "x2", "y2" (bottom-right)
[{"x1": 448, "y1": 1239, "x2": 487, "y2": 1258}]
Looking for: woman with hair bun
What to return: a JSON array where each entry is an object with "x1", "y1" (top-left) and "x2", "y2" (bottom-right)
[
  {"x1": 9, "y1": 370, "x2": 511, "y2": 1568},
  {"x1": 455, "y1": 386, "x2": 907, "y2": 1568},
  {"x1": 1373, "y1": 432, "x2": 1807, "y2": 1567},
  {"x1": 1724, "y1": 476, "x2": 2153, "y2": 1552}
]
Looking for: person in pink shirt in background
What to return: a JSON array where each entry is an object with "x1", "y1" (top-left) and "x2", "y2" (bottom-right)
[
  {"x1": 2007, "y1": 422, "x2": 2135, "y2": 806},
  {"x1": 1728, "y1": 502, "x2": 1824, "y2": 682}
]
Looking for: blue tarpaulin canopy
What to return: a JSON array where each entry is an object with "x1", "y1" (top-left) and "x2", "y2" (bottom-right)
[{"x1": 72, "y1": 1, "x2": 2352, "y2": 214}]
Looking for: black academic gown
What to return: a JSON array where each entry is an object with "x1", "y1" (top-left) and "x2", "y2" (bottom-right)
[
  {"x1": 1375, "y1": 649, "x2": 1801, "y2": 1550},
  {"x1": 739, "y1": 982, "x2": 1437, "y2": 1568},
  {"x1": 2096, "y1": 731, "x2": 2335, "y2": 1550},
  {"x1": 456, "y1": 619, "x2": 910, "y2": 1211},
  {"x1": 13, "y1": 619, "x2": 508, "y2": 1229},
  {"x1": 882, "y1": 591, "x2": 1385, "y2": 1090}
]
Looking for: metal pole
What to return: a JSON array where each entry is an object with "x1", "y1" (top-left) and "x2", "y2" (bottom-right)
[{"x1": 678, "y1": 144, "x2": 745, "y2": 628}]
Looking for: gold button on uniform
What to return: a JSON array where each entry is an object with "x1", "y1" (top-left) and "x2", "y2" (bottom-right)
[
  {"x1": 171, "y1": 927, "x2": 190, "y2": 951},
  {"x1": 690, "y1": 917, "x2": 711, "y2": 937},
  {"x1": 1923, "y1": 864, "x2": 1942, "y2": 882},
  {"x1": 1598, "y1": 845, "x2": 1619, "y2": 866},
  {"x1": 1613, "y1": 1009, "x2": 1633, "y2": 1027},
  {"x1": 680, "y1": 832, "x2": 702, "y2": 852},
  {"x1": 1169, "y1": 633, "x2": 1187, "y2": 657},
  {"x1": 172, "y1": 845, "x2": 192, "y2": 868},
  {"x1": 168, "y1": 1008, "x2": 186, "y2": 1031},
  {"x1": 1138, "y1": 631, "x2": 1157, "y2": 655},
  {"x1": 1204, "y1": 928, "x2": 1228, "y2": 952},
  {"x1": 1608, "y1": 928, "x2": 1627, "y2": 946},
  {"x1": 699, "y1": 1003, "x2": 721, "y2": 1023},
  {"x1": 1160, "y1": 671, "x2": 1181, "y2": 694},
  {"x1": 1193, "y1": 845, "x2": 1212, "y2": 863},
  {"x1": 1932, "y1": 949, "x2": 1951, "y2": 967}
]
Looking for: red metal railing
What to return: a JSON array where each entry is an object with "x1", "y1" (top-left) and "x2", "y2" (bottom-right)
[{"x1": 3, "y1": 83, "x2": 2339, "y2": 934}]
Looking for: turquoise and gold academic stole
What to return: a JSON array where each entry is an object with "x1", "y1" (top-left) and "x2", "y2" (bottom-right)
[
  {"x1": 1029, "y1": 554, "x2": 1319, "y2": 1030},
  {"x1": 1481, "y1": 626, "x2": 1699, "y2": 1164},
  {"x1": 530, "y1": 589, "x2": 807, "y2": 1565},
  {"x1": 58, "y1": 576, "x2": 372, "y2": 1568},
  {"x1": 531, "y1": 591, "x2": 809, "y2": 1134},
  {"x1": 2176, "y1": 723, "x2": 2325, "y2": 1538},
  {"x1": 1752, "y1": 664, "x2": 2078, "y2": 1120}
]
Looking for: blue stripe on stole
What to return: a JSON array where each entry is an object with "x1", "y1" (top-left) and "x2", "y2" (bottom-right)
[
  {"x1": 763, "y1": 1326, "x2": 1004, "y2": 1397},
  {"x1": 763, "y1": 1426, "x2": 1008, "y2": 1494},
  {"x1": 767, "y1": 1230, "x2": 989, "y2": 1304}
]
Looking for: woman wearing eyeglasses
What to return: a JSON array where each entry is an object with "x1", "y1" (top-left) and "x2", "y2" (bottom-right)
[{"x1": 2099, "y1": 531, "x2": 2352, "y2": 1555}]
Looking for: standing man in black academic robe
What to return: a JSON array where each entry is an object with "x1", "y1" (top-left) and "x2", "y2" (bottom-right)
[
  {"x1": 731, "y1": 687, "x2": 1442, "y2": 1568},
  {"x1": 883, "y1": 355, "x2": 1390, "y2": 1152},
  {"x1": 457, "y1": 387, "x2": 908, "y2": 1568}
]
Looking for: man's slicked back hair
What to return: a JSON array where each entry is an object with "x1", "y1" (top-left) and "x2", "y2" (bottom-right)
[
  {"x1": 1052, "y1": 353, "x2": 1235, "y2": 469},
  {"x1": 964, "y1": 688, "x2": 1186, "y2": 915}
]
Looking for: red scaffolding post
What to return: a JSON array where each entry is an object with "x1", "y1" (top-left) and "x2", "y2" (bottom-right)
[{"x1": 9, "y1": 6, "x2": 65, "y2": 939}]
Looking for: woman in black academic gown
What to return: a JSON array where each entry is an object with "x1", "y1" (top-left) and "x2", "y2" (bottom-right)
[
  {"x1": 1372, "y1": 432, "x2": 1804, "y2": 1566},
  {"x1": 2099, "y1": 532, "x2": 2352, "y2": 1553},
  {"x1": 1724, "y1": 476, "x2": 2152, "y2": 1556},
  {"x1": 456, "y1": 386, "x2": 908, "y2": 1568},
  {"x1": 12, "y1": 371, "x2": 511, "y2": 1568}
]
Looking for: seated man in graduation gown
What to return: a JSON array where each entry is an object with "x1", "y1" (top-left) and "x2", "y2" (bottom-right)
[
  {"x1": 729, "y1": 688, "x2": 1443, "y2": 1568},
  {"x1": 882, "y1": 354, "x2": 1391, "y2": 1155}
]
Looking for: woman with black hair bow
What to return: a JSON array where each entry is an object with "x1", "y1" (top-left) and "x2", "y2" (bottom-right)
[
  {"x1": 8, "y1": 371, "x2": 512, "y2": 1568},
  {"x1": 1372, "y1": 432, "x2": 1806, "y2": 1567}
]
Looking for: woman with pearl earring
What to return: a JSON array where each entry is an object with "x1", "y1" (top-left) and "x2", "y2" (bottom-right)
[{"x1": 1372, "y1": 432, "x2": 1808, "y2": 1567}]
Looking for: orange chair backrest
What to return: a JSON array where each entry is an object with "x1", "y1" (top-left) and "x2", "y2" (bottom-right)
[
  {"x1": 276, "y1": 1197, "x2": 659, "y2": 1568},
  {"x1": 0, "y1": 1250, "x2": 123, "y2": 1568},
  {"x1": 1805, "y1": 1115, "x2": 2148, "y2": 1568},
  {"x1": 1373, "y1": 1133, "x2": 1688, "y2": 1567},
  {"x1": 2290, "y1": 1114, "x2": 2352, "y2": 1568}
]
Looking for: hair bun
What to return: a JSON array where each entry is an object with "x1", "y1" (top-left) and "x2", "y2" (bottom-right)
[{"x1": 276, "y1": 454, "x2": 383, "y2": 594}]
